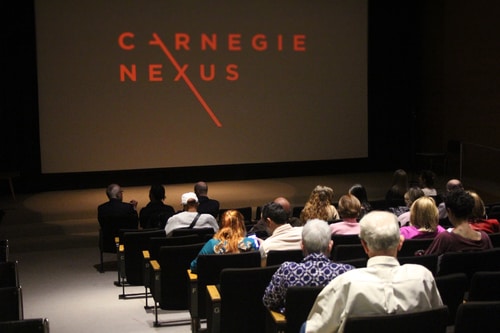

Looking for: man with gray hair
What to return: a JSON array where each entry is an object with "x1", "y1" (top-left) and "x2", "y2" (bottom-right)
[
  {"x1": 262, "y1": 219, "x2": 355, "y2": 314},
  {"x1": 97, "y1": 183, "x2": 138, "y2": 227},
  {"x1": 301, "y1": 211, "x2": 443, "y2": 333}
]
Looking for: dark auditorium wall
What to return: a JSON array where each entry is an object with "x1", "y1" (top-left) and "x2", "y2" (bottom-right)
[{"x1": 1, "y1": 0, "x2": 499, "y2": 192}]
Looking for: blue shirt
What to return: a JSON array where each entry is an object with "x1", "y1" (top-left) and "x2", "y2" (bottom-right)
[
  {"x1": 190, "y1": 237, "x2": 258, "y2": 273},
  {"x1": 262, "y1": 252, "x2": 355, "y2": 313}
]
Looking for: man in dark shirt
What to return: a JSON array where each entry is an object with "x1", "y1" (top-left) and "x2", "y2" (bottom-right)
[
  {"x1": 194, "y1": 181, "x2": 220, "y2": 219},
  {"x1": 97, "y1": 183, "x2": 138, "y2": 227},
  {"x1": 139, "y1": 184, "x2": 175, "y2": 229}
]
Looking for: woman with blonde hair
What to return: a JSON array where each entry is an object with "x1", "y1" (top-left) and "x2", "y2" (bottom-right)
[
  {"x1": 330, "y1": 194, "x2": 361, "y2": 235},
  {"x1": 190, "y1": 210, "x2": 258, "y2": 273},
  {"x1": 399, "y1": 196, "x2": 445, "y2": 239},
  {"x1": 468, "y1": 191, "x2": 500, "y2": 233},
  {"x1": 300, "y1": 185, "x2": 339, "y2": 223}
]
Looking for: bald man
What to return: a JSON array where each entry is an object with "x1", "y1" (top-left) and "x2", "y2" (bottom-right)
[{"x1": 249, "y1": 196, "x2": 302, "y2": 239}]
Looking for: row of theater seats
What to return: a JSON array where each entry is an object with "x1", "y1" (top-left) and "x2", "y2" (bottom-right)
[
  {"x1": 0, "y1": 239, "x2": 50, "y2": 332},
  {"x1": 106, "y1": 219, "x2": 500, "y2": 333}
]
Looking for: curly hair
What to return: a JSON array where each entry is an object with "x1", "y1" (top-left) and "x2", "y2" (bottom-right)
[
  {"x1": 300, "y1": 185, "x2": 337, "y2": 222},
  {"x1": 213, "y1": 210, "x2": 247, "y2": 253}
]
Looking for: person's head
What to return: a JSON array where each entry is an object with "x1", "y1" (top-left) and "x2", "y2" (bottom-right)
[
  {"x1": 444, "y1": 189, "x2": 474, "y2": 221},
  {"x1": 262, "y1": 202, "x2": 288, "y2": 233},
  {"x1": 301, "y1": 219, "x2": 333, "y2": 256},
  {"x1": 149, "y1": 184, "x2": 165, "y2": 202},
  {"x1": 217, "y1": 210, "x2": 246, "y2": 237},
  {"x1": 469, "y1": 191, "x2": 486, "y2": 219},
  {"x1": 181, "y1": 192, "x2": 199, "y2": 210},
  {"x1": 392, "y1": 169, "x2": 408, "y2": 187},
  {"x1": 106, "y1": 184, "x2": 123, "y2": 201},
  {"x1": 419, "y1": 170, "x2": 436, "y2": 188},
  {"x1": 359, "y1": 211, "x2": 402, "y2": 257},
  {"x1": 446, "y1": 179, "x2": 463, "y2": 192},
  {"x1": 337, "y1": 194, "x2": 361, "y2": 219},
  {"x1": 273, "y1": 196, "x2": 292, "y2": 217},
  {"x1": 194, "y1": 181, "x2": 208, "y2": 197},
  {"x1": 409, "y1": 196, "x2": 439, "y2": 230},
  {"x1": 348, "y1": 184, "x2": 369, "y2": 203},
  {"x1": 404, "y1": 186, "x2": 425, "y2": 207},
  {"x1": 309, "y1": 185, "x2": 334, "y2": 205}
]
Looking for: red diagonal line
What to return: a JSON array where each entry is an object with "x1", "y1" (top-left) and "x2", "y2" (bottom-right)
[{"x1": 150, "y1": 33, "x2": 222, "y2": 127}]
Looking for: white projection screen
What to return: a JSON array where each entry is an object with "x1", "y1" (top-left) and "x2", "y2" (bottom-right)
[{"x1": 35, "y1": 0, "x2": 368, "y2": 174}]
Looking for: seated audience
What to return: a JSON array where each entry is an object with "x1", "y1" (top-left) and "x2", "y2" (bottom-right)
[
  {"x1": 424, "y1": 189, "x2": 493, "y2": 255},
  {"x1": 139, "y1": 184, "x2": 175, "y2": 229},
  {"x1": 300, "y1": 185, "x2": 339, "y2": 224},
  {"x1": 194, "y1": 181, "x2": 220, "y2": 218},
  {"x1": 301, "y1": 211, "x2": 443, "y2": 333},
  {"x1": 385, "y1": 169, "x2": 409, "y2": 207},
  {"x1": 348, "y1": 184, "x2": 372, "y2": 218},
  {"x1": 164, "y1": 192, "x2": 219, "y2": 236},
  {"x1": 262, "y1": 219, "x2": 355, "y2": 313},
  {"x1": 398, "y1": 186, "x2": 425, "y2": 226},
  {"x1": 330, "y1": 194, "x2": 361, "y2": 235},
  {"x1": 259, "y1": 202, "x2": 303, "y2": 266},
  {"x1": 399, "y1": 196, "x2": 445, "y2": 240},
  {"x1": 468, "y1": 191, "x2": 500, "y2": 233},
  {"x1": 250, "y1": 196, "x2": 302, "y2": 240},
  {"x1": 438, "y1": 178, "x2": 463, "y2": 220},
  {"x1": 97, "y1": 183, "x2": 138, "y2": 226},
  {"x1": 190, "y1": 210, "x2": 258, "y2": 273}
]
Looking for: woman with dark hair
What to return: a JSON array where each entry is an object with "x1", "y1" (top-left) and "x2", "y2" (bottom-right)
[
  {"x1": 348, "y1": 183, "x2": 371, "y2": 218},
  {"x1": 385, "y1": 169, "x2": 409, "y2": 207}
]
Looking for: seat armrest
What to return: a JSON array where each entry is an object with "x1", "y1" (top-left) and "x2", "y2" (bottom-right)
[
  {"x1": 118, "y1": 244, "x2": 125, "y2": 279},
  {"x1": 266, "y1": 308, "x2": 286, "y2": 333},
  {"x1": 188, "y1": 269, "x2": 198, "y2": 317},
  {"x1": 142, "y1": 250, "x2": 151, "y2": 288},
  {"x1": 150, "y1": 260, "x2": 161, "y2": 301},
  {"x1": 207, "y1": 285, "x2": 221, "y2": 333}
]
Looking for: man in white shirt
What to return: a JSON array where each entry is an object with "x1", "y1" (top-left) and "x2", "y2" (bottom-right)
[
  {"x1": 259, "y1": 202, "x2": 303, "y2": 266},
  {"x1": 164, "y1": 192, "x2": 219, "y2": 236},
  {"x1": 301, "y1": 211, "x2": 443, "y2": 333}
]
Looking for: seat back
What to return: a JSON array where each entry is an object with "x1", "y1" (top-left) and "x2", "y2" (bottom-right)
[
  {"x1": 170, "y1": 227, "x2": 215, "y2": 241},
  {"x1": 0, "y1": 261, "x2": 19, "y2": 288},
  {"x1": 218, "y1": 265, "x2": 279, "y2": 333},
  {"x1": 435, "y1": 273, "x2": 468, "y2": 325},
  {"x1": 331, "y1": 244, "x2": 366, "y2": 261},
  {"x1": 398, "y1": 254, "x2": 439, "y2": 276},
  {"x1": 488, "y1": 232, "x2": 500, "y2": 247},
  {"x1": 437, "y1": 248, "x2": 500, "y2": 287},
  {"x1": 194, "y1": 251, "x2": 261, "y2": 320},
  {"x1": 284, "y1": 286, "x2": 324, "y2": 333},
  {"x1": 343, "y1": 306, "x2": 449, "y2": 333},
  {"x1": 398, "y1": 238, "x2": 434, "y2": 257},
  {"x1": 266, "y1": 249, "x2": 304, "y2": 266},
  {"x1": 152, "y1": 242, "x2": 205, "y2": 310},
  {"x1": 331, "y1": 233, "x2": 361, "y2": 247},
  {"x1": 98, "y1": 215, "x2": 138, "y2": 253},
  {"x1": 467, "y1": 271, "x2": 500, "y2": 302},
  {"x1": 121, "y1": 229, "x2": 166, "y2": 285},
  {"x1": 147, "y1": 235, "x2": 201, "y2": 261},
  {"x1": 0, "y1": 318, "x2": 49, "y2": 333},
  {"x1": 454, "y1": 301, "x2": 500, "y2": 333},
  {"x1": 0, "y1": 239, "x2": 8, "y2": 262},
  {"x1": 0, "y1": 286, "x2": 23, "y2": 321}
]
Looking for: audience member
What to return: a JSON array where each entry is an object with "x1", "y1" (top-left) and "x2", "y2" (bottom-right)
[
  {"x1": 139, "y1": 184, "x2": 175, "y2": 229},
  {"x1": 438, "y1": 178, "x2": 464, "y2": 220},
  {"x1": 398, "y1": 186, "x2": 425, "y2": 226},
  {"x1": 468, "y1": 191, "x2": 500, "y2": 234},
  {"x1": 259, "y1": 202, "x2": 303, "y2": 266},
  {"x1": 385, "y1": 169, "x2": 409, "y2": 207},
  {"x1": 194, "y1": 181, "x2": 220, "y2": 218},
  {"x1": 330, "y1": 194, "x2": 361, "y2": 235},
  {"x1": 97, "y1": 183, "x2": 138, "y2": 227},
  {"x1": 418, "y1": 169, "x2": 438, "y2": 196},
  {"x1": 189, "y1": 210, "x2": 258, "y2": 273},
  {"x1": 424, "y1": 189, "x2": 493, "y2": 255},
  {"x1": 262, "y1": 219, "x2": 355, "y2": 313},
  {"x1": 348, "y1": 184, "x2": 372, "y2": 218},
  {"x1": 301, "y1": 211, "x2": 443, "y2": 333},
  {"x1": 399, "y1": 196, "x2": 445, "y2": 240},
  {"x1": 300, "y1": 185, "x2": 339, "y2": 224},
  {"x1": 164, "y1": 192, "x2": 219, "y2": 236},
  {"x1": 250, "y1": 197, "x2": 303, "y2": 239}
]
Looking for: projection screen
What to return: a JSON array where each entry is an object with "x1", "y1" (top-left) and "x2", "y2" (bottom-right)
[{"x1": 35, "y1": 0, "x2": 368, "y2": 173}]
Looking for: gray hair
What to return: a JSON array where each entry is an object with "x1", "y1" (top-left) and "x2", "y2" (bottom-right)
[
  {"x1": 302, "y1": 219, "x2": 331, "y2": 254},
  {"x1": 106, "y1": 184, "x2": 121, "y2": 199},
  {"x1": 359, "y1": 211, "x2": 400, "y2": 251}
]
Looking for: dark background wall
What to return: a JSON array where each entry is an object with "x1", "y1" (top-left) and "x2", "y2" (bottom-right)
[{"x1": 1, "y1": 0, "x2": 499, "y2": 193}]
